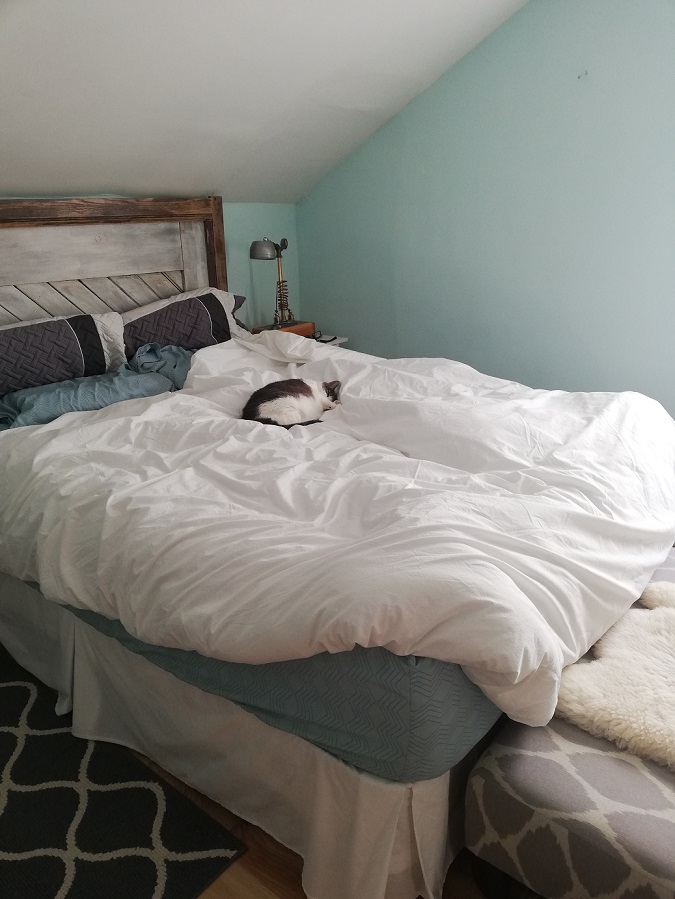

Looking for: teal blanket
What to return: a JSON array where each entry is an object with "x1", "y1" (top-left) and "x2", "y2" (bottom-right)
[{"x1": 0, "y1": 344, "x2": 194, "y2": 430}]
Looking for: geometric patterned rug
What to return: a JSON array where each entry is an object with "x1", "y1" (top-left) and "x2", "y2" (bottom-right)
[{"x1": 0, "y1": 643, "x2": 246, "y2": 899}]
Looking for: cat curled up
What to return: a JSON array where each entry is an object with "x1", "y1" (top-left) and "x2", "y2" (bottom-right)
[{"x1": 242, "y1": 378, "x2": 341, "y2": 428}]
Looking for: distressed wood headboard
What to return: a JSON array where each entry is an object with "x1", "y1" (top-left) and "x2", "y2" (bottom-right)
[{"x1": 0, "y1": 197, "x2": 227, "y2": 326}]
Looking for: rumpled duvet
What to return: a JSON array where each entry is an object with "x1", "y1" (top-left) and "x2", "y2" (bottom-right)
[{"x1": 1, "y1": 331, "x2": 675, "y2": 724}]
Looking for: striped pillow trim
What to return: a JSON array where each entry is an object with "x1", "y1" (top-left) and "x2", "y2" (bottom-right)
[
  {"x1": 67, "y1": 314, "x2": 106, "y2": 377},
  {"x1": 197, "y1": 293, "x2": 232, "y2": 344}
]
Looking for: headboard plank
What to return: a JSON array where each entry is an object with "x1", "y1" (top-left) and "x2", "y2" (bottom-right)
[
  {"x1": 180, "y1": 222, "x2": 209, "y2": 290},
  {"x1": 204, "y1": 196, "x2": 227, "y2": 289},
  {"x1": 13, "y1": 283, "x2": 82, "y2": 318},
  {"x1": 0, "y1": 286, "x2": 45, "y2": 323},
  {"x1": 109, "y1": 275, "x2": 165, "y2": 306},
  {"x1": 0, "y1": 196, "x2": 219, "y2": 226},
  {"x1": 138, "y1": 273, "x2": 184, "y2": 300},
  {"x1": 165, "y1": 271, "x2": 185, "y2": 291},
  {"x1": 80, "y1": 277, "x2": 144, "y2": 312},
  {"x1": 50, "y1": 281, "x2": 115, "y2": 315},
  {"x1": 0, "y1": 222, "x2": 183, "y2": 287}
]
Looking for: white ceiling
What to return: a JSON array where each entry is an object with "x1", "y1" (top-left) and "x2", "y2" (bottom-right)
[{"x1": 0, "y1": 0, "x2": 527, "y2": 203}]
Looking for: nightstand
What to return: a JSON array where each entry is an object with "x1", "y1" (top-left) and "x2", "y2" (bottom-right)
[
  {"x1": 252, "y1": 321, "x2": 316, "y2": 337},
  {"x1": 251, "y1": 322, "x2": 347, "y2": 346}
]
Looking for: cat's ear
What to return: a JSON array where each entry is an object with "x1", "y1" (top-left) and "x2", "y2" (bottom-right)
[{"x1": 324, "y1": 380, "x2": 341, "y2": 399}]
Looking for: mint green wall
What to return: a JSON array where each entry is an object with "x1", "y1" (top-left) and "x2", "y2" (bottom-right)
[
  {"x1": 222, "y1": 203, "x2": 298, "y2": 329},
  {"x1": 296, "y1": 0, "x2": 675, "y2": 414}
]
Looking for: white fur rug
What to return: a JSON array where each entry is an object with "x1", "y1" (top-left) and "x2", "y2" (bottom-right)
[{"x1": 556, "y1": 582, "x2": 675, "y2": 770}]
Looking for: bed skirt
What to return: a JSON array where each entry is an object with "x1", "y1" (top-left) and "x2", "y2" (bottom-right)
[{"x1": 0, "y1": 573, "x2": 486, "y2": 899}]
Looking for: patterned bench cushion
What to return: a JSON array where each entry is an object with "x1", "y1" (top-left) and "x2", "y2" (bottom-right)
[{"x1": 465, "y1": 717, "x2": 675, "y2": 899}]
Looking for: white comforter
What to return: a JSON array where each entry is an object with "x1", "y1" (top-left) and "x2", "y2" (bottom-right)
[{"x1": 2, "y1": 332, "x2": 675, "y2": 723}]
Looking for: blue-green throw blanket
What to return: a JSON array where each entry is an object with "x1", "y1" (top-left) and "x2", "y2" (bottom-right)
[{"x1": 0, "y1": 344, "x2": 193, "y2": 430}]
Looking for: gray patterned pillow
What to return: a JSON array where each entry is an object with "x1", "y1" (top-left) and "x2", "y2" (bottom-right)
[
  {"x1": 122, "y1": 289, "x2": 245, "y2": 358},
  {"x1": 0, "y1": 312, "x2": 125, "y2": 397}
]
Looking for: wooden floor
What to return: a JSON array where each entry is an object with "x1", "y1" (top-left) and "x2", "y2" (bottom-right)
[{"x1": 143, "y1": 757, "x2": 485, "y2": 899}]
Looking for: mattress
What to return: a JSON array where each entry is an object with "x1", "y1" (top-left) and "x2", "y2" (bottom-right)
[{"x1": 70, "y1": 604, "x2": 502, "y2": 782}]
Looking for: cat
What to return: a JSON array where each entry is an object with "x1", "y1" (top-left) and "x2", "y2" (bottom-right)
[{"x1": 241, "y1": 378, "x2": 341, "y2": 428}]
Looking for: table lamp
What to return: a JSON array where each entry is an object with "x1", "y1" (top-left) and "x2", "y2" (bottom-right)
[{"x1": 249, "y1": 237, "x2": 295, "y2": 326}]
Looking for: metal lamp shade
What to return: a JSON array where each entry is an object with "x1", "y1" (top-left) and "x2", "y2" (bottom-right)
[{"x1": 249, "y1": 239, "x2": 278, "y2": 260}]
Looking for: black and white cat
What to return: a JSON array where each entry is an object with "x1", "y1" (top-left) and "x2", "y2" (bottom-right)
[{"x1": 242, "y1": 378, "x2": 341, "y2": 428}]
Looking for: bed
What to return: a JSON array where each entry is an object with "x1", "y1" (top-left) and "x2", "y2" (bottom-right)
[{"x1": 2, "y1": 196, "x2": 675, "y2": 899}]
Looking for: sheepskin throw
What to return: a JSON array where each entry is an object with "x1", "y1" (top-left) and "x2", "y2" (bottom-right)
[{"x1": 556, "y1": 582, "x2": 675, "y2": 771}]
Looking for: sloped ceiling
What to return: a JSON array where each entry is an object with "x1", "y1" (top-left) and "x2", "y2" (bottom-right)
[{"x1": 0, "y1": 0, "x2": 528, "y2": 202}]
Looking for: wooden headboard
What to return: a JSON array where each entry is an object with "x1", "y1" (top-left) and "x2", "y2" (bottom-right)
[{"x1": 0, "y1": 197, "x2": 227, "y2": 326}]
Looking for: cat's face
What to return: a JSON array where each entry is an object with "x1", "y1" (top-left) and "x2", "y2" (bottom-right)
[{"x1": 323, "y1": 380, "x2": 341, "y2": 404}]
